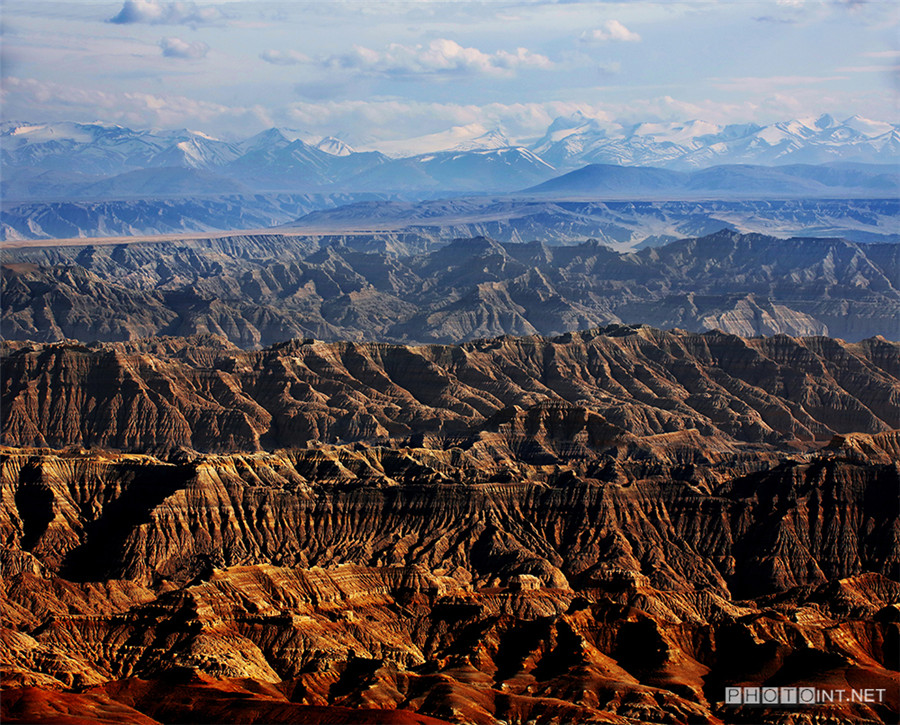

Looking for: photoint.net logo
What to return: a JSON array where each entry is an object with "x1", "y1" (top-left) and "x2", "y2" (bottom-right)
[{"x1": 725, "y1": 687, "x2": 889, "y2": 707}]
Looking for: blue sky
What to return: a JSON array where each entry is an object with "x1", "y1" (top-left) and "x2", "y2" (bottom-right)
[{"x1": 1, "y1": 0, "x2": 897, "y2": 144}]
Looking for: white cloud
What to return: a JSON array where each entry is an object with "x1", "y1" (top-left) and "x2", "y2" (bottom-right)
[
  {"x1": 260, "y1": 50, "x2": 311, "y2": 66},
  {"x1": 324, "y1": 39, "x2": 553, "y2": 78},
  {"x1": 282, "y1": 99, "x2": 620, "y2": 147},
  {"x1": 109, "y1": 0, "x2": 229, "y2": 26},
  {"x1": 4, "y1": 73, "x2": 891, "y2": 149},
  {"x1": 0, "y1": 76, "x2": 270, "y2": 137},
  {"x1": 159, "y1": 36, "x2": 209, "y2": 59},
  {"x1": 580, "y1": 20, "x2": 640, "y2": 43},
  {"x1": 284, "y1": 93, "x2": 895, "y2": 149}
]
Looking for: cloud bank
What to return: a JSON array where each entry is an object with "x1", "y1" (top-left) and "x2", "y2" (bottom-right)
[
  {"x1": 325, "y1": 39, "x2": 553, "y2": 77},
  {"x1": 159, "y1": 36, "x2": 209, "y2": 59},
  {"x1": 580, "y1": 20, "x2": 641, "y2": 43},
  {"x1": 109, "y1": 0, "x2": 228, "y2": 26}
]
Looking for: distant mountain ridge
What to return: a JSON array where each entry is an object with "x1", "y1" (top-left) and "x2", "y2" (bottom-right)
[
  {"x1": 531, "y1": 112, "x2": 900, "y2": 170},
  {"x1": 280, "y1": 197, "x2": 899, "y2": 248},
  {"x1": 3, "y1": 114, "x2": 898, "y2": 199},
  {"x1": 3, "y1": 230, "x2": 898, "y2": 346},
  {"x1": 5, "y1": 197, "x2": 896, "y2": 247},
  {"x1": 524, "y1": 162, "x2": 899, "y2": 198}
]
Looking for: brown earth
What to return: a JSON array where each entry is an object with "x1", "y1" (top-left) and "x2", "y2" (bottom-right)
[
  {"x1": 1, "y1": 429, "x2": 898, "y2": 724},
  {"x1": 1, "y1": 325, "x2": 897, "y2": 723},
  {"x1": 2, "y1": 326, "x2": 898, "y2": 456}
]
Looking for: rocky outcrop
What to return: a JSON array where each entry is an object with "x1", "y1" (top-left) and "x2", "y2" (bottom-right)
[
  {"x1": 1, "y1": 323, "x2": 897, "y2": 723},
  {"x1": 1, "y1": 442, "x2": 897, "y2": 594},
  {"x1": 827, "y1": 430, "x2": 900, "y2": 463}
]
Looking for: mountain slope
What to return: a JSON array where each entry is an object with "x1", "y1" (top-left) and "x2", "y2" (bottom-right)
[
  {"x1": 341, "y1": 147, "x2": 557, "y2": 192},
  {"x1": 524, "y1": 162, "x2": 899, "y2": 198},
  {"x1": 3, "y1": 231, "x2": 898, "y2": 345},
  {"x1": 3, "y1": 326, "x2": 898, "y2": 454}
]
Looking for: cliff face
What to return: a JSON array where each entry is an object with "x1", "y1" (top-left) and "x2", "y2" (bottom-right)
[
  {"x1": 2, "y1": 442, "x2": 898, "y2": 595},
  {"x1": 1, "y1": 439, "x2": 898, "y2": 724},
  {"x1": 3, "y1": 327, "x2": 898, "y2": 454}
]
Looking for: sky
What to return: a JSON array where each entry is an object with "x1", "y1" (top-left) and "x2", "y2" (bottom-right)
[{"x1": 1, "y1": 0, "x2": 898, "y2": 146}]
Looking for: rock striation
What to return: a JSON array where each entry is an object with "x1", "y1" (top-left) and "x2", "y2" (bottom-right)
[
  {"x1": 2, "y1": 326, "x2": 899, "y2": 454},
  {"x1": 1, "y1": 441, "x2": 897, "y2": 593},
  {"x1": 1, "y1": 324, "x2": 898, "y2": 723},
  {"x1": 1, "y1": 439, "x2": 898, "y2": 724}
]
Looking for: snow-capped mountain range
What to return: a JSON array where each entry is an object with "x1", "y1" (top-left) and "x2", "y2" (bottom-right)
[
  {"x1": 2, "y1": 114, "x2": 898, "y2": 200},
  {"x1": 532, "y1": 113, "x2": 900, "y2": 170}
]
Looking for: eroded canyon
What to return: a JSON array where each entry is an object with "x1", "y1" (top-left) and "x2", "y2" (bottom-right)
[{"x1": 1, "y1": 326, "x2": 898, "y2": 723}]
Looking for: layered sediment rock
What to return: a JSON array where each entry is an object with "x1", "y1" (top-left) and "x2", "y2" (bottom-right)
[
  {"x1": 1, "y1": 326, "x2": 898, "y2": 723},
  {"x1": 1, "y1": 438, "x2": 898, "y2": 724},
  {"x1": 1, "y1": 445, "x2": 897, "y2": 594},
  {"x1": 3, "y1": 327, "x2": 898, "y2": 455}
]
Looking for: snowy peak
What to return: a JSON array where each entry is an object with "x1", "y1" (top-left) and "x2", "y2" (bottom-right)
[
  {"x1": 718, "y1": 123, "x2": 764, "y2": 140},
  {"x1": 545, "y1": 110, "x2": 593, "y2": 134},
  {"x1": 3, "y1": 115, "x2": 898, "y2": 197},
  {"x1": 366, "y1": 123, "x2": 503, "y2": 157},
  {"x1": 316, "y1": 136, "x2": 355, "y2": 156},
  {"x1": 531, "y1": 113, "x2": 619, "y2": 159},
  {"x1": 182, "y1": 129, "x2": 220, "y2": 142},
  {"x1": 815, "y1": 113, "x2": 837, "y2": 130},
  {"x1": 1, "y1": 121, "x2": 134, "y2": 148},
  {"x1": 240, "y1": 127, "x2": 310, "y2": 154},
  {"x1": 628, "y1": 120, "x2": 723, "y2": 145},
  {"x1": 450, "y1": 128, "x2": 512, "y2": 152},
  {"x1": 531, "y1": 114, "x2": 900, "y2": 170},
  {"x1": 152, "y1": 135, "x2": 241, "y2": 169},
  {"x1": 841, "y1": 115, "x2": 894, "y2": 138}
]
